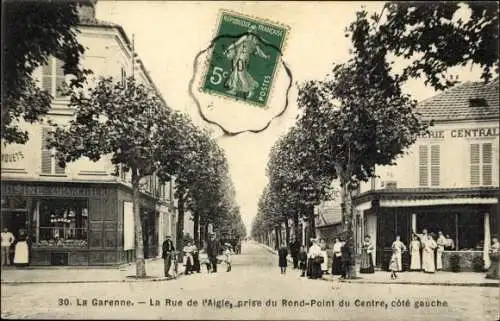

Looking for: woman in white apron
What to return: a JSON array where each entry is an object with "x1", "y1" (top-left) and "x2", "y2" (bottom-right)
[
  {"x1": 422, "y1": 234, "x2": 437, "y2": 273},
  {"x1": 436, "y1": 231, "x2": 446, "y2": 271},
  {"x1": 13, "y1": 229, "x2": 29, "y2": 267},
  {"x1": 409, "y1": 234, "x2": 421, "y2": 271}
]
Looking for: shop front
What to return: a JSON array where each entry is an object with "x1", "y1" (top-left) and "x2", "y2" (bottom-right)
[
  {"x1": 355, "y1": 187, "x2": 498, "y2": 271},
  {"x1": 1, "y1": 180, "x2": 161, "y2": 266}
]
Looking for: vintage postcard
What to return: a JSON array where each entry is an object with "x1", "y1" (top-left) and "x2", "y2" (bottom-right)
[{"x1": 1, "y1": 1, "x2": 498, "y2": 321}]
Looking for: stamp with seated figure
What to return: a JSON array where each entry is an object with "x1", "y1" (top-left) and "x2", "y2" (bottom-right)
[{"x1": 201, "y1": 10, "x2": 289, "y2": 107}]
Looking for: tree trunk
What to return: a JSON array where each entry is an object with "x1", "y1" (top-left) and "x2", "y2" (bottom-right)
[
  {"x1": 176, "y1": 194, "x2": 185, "y2": 249},
  {"x1": 193, "y1": 213, "x2": 200, "y2": 245},
  {"x1": 307, "y1": 204, "x2": 316, "y2": 239},
  {"x1": 340, "y1": 173, "x2": 357, "y2": 279},
  {"x1": 274, "y1": 227, "x2": 280, "y2": 249},
  {"x1": 132, "y1": 173, "x2": 146, "y2": 278},
  {"x1": 284, "y1": 217, "x2": 290, "y2": 246},
  {"x1": 293, "y1": 212, "x2": 300, "y2": 245}
]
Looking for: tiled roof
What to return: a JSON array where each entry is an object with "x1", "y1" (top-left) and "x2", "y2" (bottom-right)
[
  {"x1": 316, "y1": 200, "x2": 342, "y2": 226},
  {"x1": 416, "y1": 78, "x2": 499, "y2": 122}
]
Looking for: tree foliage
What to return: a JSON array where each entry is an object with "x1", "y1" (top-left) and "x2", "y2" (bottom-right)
[
  {"x1": 364, "y1": 2, "x2": 499, "y2": 90},
  {"x1": 2, "y1": 1, "x2": 89, "y2": 144},
  {"x1": 49, "y1": 77, "x2": 168, "y2": 277}
]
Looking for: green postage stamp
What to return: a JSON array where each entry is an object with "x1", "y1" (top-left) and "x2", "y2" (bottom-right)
[{"x1": 202, "y1": 10, "x2": 289, "y2": 107}]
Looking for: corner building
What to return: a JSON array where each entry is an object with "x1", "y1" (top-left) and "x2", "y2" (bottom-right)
[
  {"x1": 1, "y1": 1, "x2": 177, "y2": 266},
  {"x1": 353, "y1": 79, "x2": 499, "y2": 271}
]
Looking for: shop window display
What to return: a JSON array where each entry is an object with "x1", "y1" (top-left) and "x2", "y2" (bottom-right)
[{"x1": 33, "y1": 199, "x2": 88, "y2": 248}]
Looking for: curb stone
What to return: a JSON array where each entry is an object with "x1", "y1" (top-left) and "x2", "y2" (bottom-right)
[{"x1": 321, "y1": 276, "x2": 499, "y2": 288}]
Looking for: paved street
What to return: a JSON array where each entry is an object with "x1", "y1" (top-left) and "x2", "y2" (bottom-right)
[{"x1": 1, "y1": 242, "x2": 499, "y2": 320}]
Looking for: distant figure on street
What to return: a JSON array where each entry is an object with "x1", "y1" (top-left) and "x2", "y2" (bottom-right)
[
  {"x1": 13, "y1": 229, "x2": 29, "y2": 267},
  {"x1": 409, "y1": 234, "x2": 421, "y2": 271},
  {"x1": 206, "y1": 233, "x2": 220, "y2": 273},
  {"x1": 278, "y1": 243, "x2": 288, "y2": 274},
  {"x1": 359, "y1": 235, "x2": 375, "y2": 274},
  {"x1": 183, "y1": 240, "x2": 195, "y2": 275},
  {"x1": 391, "y1": 235, "x2": 406, "y2": 272},
  {"x1": 298, "y1": 245, "x2": 307, "y2": 277},
  {"x1": 191, "y1": 242, "x2": 201, "y2": 273},
  {"x1": 331, "y1": 237, "x2": 344, "y2": 276},
  {"x1": 1, "y1": 227, "x2": 15, "y2": 266},
  {"x1": 445, "y1": 234, "x2": 455, "y2": 250},
  {"x1": 223, "y1": 243, "x2": 233, "y2": 272},
  {"x1": 162, "y1": 235, "x2": 175, "y2": 278},
  {"x1": 341, "y1": 236, "x2": 353, "y2": 279},
  {"x1": 289, "y1": 238, "x2": 300, "y2": 269},
  {"x1": 199, "y1": 241, "x2": 211, "y2": 273},
  {"x1": 319, "y1": 239, "x2": 329, "y2": 275}
]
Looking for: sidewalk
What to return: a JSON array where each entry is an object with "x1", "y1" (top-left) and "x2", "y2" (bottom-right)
[
  {"x1": 256, "y1": 242, "x2": 499, "y2": 287},
  {"x1": 1, "y1": 258, "x2": 186, "y2": 284}
]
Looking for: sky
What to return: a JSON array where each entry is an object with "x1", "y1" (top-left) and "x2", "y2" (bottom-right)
[{"x1": 96, "y1": 1, "x2": 485, "y2": 234}]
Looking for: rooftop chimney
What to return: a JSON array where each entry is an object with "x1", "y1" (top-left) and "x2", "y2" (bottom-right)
[{"x1": 77, "y1": 0, "x2": 97, "y2": 24}]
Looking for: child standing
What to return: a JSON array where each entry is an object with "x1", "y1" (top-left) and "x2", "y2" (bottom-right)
[
  {"x1": 223, "y1": 243, "x2": 233, "y2": 272},
  {"x1": 389, "y1": 248, "x2": 399, "y2": 279}
]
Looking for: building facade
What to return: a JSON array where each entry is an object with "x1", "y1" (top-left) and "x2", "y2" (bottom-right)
[
  {"x1": 0, "y1": 2, "x2": 177, "y2": 266},
  {"x1": 353, "y1": 79, "x2": 499, "y2": 271}
]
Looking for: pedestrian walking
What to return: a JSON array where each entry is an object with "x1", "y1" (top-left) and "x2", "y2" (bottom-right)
[
  {"x1": 359, "y1": 235, "x2": 375, "y2": 274},
  {"x1": 13, "y1": 229, "x2": 29, "y2": 267},
  {"x1": 409, "y1": 234, "x2": 421, "y2": 271},
  {"x1": 1, "y1": 227, "x2": 15, "y2": 266},
  {"x1": 391, "y1": 235, "x2": 406, "y2": 272},
  {"x1": 206, "y1": 233, "x2": 219, "y2": 273},
  {"x1": 331, "y1": 237, "x2": 344, "y2": 276},
  {"x1": 278, "y1": 243, "x2": 288, "y2": 274},
  {"x1": 298, "y1": 245, "x2": 307, "y2": 277},
  {"x1": 162, "y1": 235, "x2": 175, "y2": 278}
]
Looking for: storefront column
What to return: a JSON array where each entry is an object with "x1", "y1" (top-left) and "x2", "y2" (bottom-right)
[
  {"x1": 483, "y1": 212, "x2": 491, "y2": 269},
  {"x1": 411, "y1": 213, "x2": 417, "y2": 234}
]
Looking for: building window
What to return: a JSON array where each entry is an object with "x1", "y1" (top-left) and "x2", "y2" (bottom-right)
[
  {"x1": 41, "y1": 128, "x2": 65, "y2": 175},
  {"x1": 471, "y1": 143, "x2": 492, "y2": 186},
  {"x1": 33, "y1": 199, "x2": 88, "y2": 247},
  {"x1": 419, "y1": 145, "x2": 440, "y2": 187},
  {"x1": 42, "y1": 57, "x2": 66, "y2": 98}
]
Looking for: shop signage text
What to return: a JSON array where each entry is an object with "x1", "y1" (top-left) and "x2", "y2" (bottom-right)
[
  {"x1": 1, "y1": 152, "x2": 24, "y2": 163},
  {"x1": 1, "y1": 184, "x2": 110, "y2": 197},
  {"x1": 418, "y1": 127, "x2": 499, "y2": 139}
]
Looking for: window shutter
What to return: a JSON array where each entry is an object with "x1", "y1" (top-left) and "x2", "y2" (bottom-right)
[
  {"x1": 41, "y1": 128, "x2": 52, "y2": 174},
  {"x1": 470, "y1": 144, "x2": 480, "y2": 185},
  {"x1": 54, "y1": 151, "x2": 66, "y2": 175},
  {"x1": 430, "y1": 145, "x2": 440, "y2": 186},
  {"x1": 54, "y1": 58, "x2": 66, "y2": 98},
  {"x1": 419, "y1": 145, "x2": 428, "y2": 186},
  {"x1": 482, "y1": 143, "x2": 492, "y2": 185},
  {"x1": 41, "y1": 59, "x2": 53, "y2": 93}
]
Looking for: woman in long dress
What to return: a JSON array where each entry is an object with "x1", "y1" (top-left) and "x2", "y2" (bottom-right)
[
  {"x1": 436, "y1": 231, "x2": 446, "y2": 271},
  {"x1": 307, "y1": 238, "x2": 322, "y2": 279},
  {"x1": 409, "y1": 235, "x2": 421, "y2": 271},
  {"x1": 360, "y1": 235, "x2": 375, "y2": 273},
  {"x1": 319, "y1": 239, "x2": 328, "y2": 274},
  {"x1": 331, "y1": 238, "x2": 344, "y2": 276},
  {"x1": 422, "y1": 234, "x2": 437, "y2": 273},
  {"x1": 13, "y1": 229, "x2": 29, "y2": 267},
  {"x1": 278, "y1": 243, "x2": 288, "y2": 274}
]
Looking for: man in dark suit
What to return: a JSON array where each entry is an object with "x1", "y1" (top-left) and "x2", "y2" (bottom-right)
[
  {"x1": 206, "y1": 233, "x2": 219, "y2": 273},
  {"x1": 162, "y1": 235, "x2": 175, "y2": 278},
  {"x1": 289, "y1": 238, "x2": 300, "y2": 269}
]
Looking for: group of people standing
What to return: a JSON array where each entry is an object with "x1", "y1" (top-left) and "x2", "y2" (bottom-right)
[
  {"x1": 278, "y1": 236, "x2": 353, "y2": 280},
  {"x1": 161, "y1": 233, "x2": 234, "y2": 278},
  {"x1": 1, "y1": 227, "x2": 30, "y2": 267}
]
